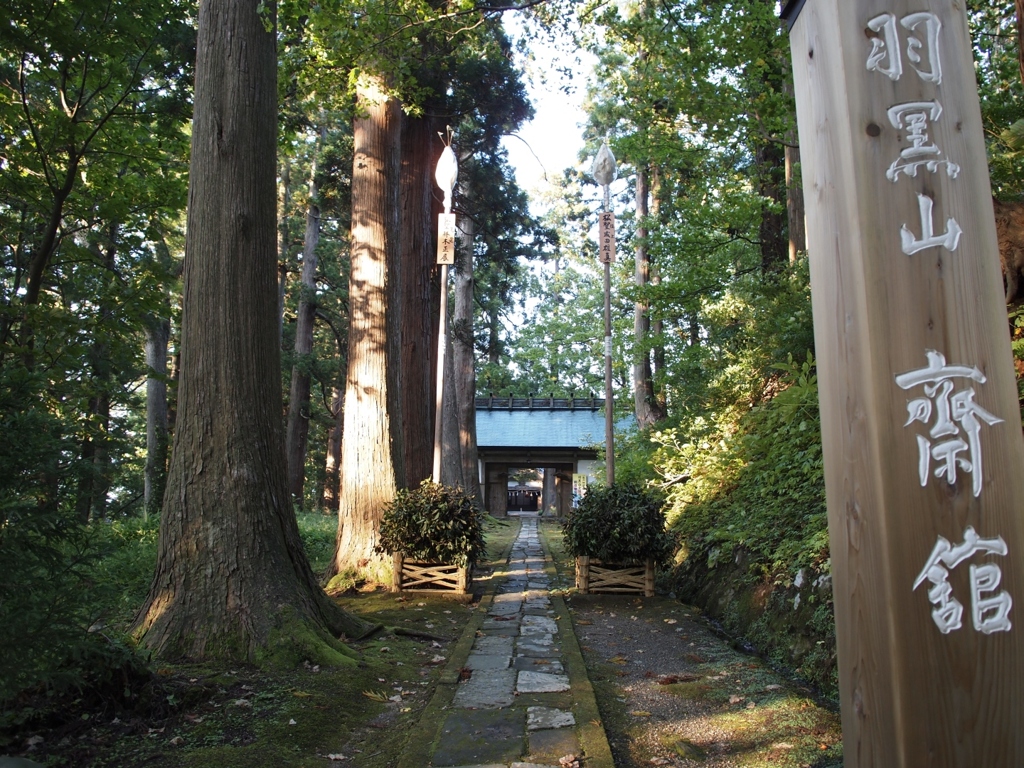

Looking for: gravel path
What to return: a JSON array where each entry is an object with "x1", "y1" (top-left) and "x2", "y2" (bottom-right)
[{"x1": 540, "y1": 522, "x2": 843, "y2": 768}]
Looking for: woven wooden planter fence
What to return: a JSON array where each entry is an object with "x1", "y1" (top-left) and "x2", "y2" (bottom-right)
[
  {"x1": 392, "y1": 553, "x2": 471, "y2": 596},
  {"x1": 575, "y1": 556, "x2": 655, "y2": 597}
]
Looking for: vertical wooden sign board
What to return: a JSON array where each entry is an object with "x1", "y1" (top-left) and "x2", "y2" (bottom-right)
[
  {"x1": 437, "y1": 213, "x2": 457, "y2": 265},
  {"x1": 784, "y1": 0, "x2": 1024, "y2": 764},
  {"x1": 599, "y1": 211, "x2": 616, "y2": 263}
]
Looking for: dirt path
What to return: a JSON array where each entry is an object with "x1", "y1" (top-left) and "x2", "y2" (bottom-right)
[{"x1": 540, "y1": 520, "x2": 843, "y2": 768}]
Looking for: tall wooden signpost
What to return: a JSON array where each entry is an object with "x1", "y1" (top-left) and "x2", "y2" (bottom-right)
[{"x1": 782, "y1": 0, "x2": 1024, "y2": 764}]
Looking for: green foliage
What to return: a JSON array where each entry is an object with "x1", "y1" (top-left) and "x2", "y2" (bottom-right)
[
  {"x1": 296, "y1": 510, "x2": 338, "y2": 574},
  {"x1": 562, "y1": 481, "x2": 673, "y2": 565},
  {"x1": 659, "y1": 353, "x2": 828, "y2": 579},
  {"x1": 0, "y1": 510, "x2": 155, "y2": 720},
  {"x1": 376, "y1": 480, "x2": 486, "y2": 567}
]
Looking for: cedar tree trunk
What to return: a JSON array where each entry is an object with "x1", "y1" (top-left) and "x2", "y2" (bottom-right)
[
  {"x1": 285, "y1": 172, "x2": 321, "y2": 507},
  {"x1": 632, "y1": 164, "x2": 665, "y2": 428},
  {"x1": 331, "y1": 74, "x2": 404, "y2": 579},
  {"x1": 398, "y1": 113, "x2": 441, "y2": 487},
  {"x1": 132, "y1": 0, "x2": 372, "y2": 661},
  {"x1": 144, "y1": 316, "x2": 170, "y2": 521},
  {"x1": 454, "y1": 213, "x2": 480, "y2": 500}
]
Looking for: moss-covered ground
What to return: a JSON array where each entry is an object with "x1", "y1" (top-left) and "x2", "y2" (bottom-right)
[{"x1": 2, "y1": 515, "x2": 519, "y2": 768}]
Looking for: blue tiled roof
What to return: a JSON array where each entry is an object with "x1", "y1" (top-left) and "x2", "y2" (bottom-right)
[{"x1": 476, "y1": 407, "x2": 634, "y2": 449}]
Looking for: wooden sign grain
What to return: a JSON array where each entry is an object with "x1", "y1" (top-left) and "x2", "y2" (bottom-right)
[{"x1": 786, "y1": 0, "x2": 1024, "y2": 763}]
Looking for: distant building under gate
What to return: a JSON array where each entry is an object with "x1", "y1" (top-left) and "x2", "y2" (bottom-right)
[{"x1": 475, "y1": 396, "x2": 634, "y2": 516}]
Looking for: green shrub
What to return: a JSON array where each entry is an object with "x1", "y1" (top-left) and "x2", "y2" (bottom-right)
[
  {"x1": 375, "y1": 480, "x2": 486, "y2": 567},
  {"x1": 562, "y1": 482, "x2": 673, "y2": 565}
]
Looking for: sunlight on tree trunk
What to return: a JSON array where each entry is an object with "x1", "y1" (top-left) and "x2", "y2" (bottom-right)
[{"x1": 332, "y1": 74, "x2": 404, "y2": 580}]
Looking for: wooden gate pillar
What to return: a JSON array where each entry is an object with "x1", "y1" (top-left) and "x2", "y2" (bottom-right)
[{"x1": 784, "y1": 0, "x2": 1024, "y2": 764}]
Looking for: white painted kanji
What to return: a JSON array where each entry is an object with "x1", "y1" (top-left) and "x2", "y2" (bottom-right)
[
  {"x1": 895, "y1": 350, "x2": 1003, "y2": 497},
  {"x1": 913, "y1": 527, "x2": 1012, "y2": 635},
  {"x1": 866, "y1": 12, "x2": 943, "y2": 84},
  {"x1": 885, "y1": 101, "x2": 961, "y2": 181},
  {"x1": 900, "y1": 194, "x2": 962, "y2": 255}
]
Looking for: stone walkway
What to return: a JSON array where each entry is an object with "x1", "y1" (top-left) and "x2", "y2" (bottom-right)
[{"x1": 426, "y1": 516, "x2": 592, "y2": 768}]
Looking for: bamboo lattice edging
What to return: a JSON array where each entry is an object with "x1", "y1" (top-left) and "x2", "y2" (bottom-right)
[
  {"x1": 392, "y1": 553, "x2": 470, "y2": 595},
  {"x1": 575, "y1": 556, "x2": 654, "y2": 597}
]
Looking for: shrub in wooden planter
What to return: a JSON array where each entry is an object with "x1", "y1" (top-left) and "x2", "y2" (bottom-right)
[
  {"x1": 563, "y1": 482, "x2": 672, "y2": 597},
  {"x1": 376, "y1": 480, "x2": 485, "y2": 596}
]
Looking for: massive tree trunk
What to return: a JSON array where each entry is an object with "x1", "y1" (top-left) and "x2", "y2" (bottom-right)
[
  {"x1": 331, "y1": 74, "x2": 404, "y2": 579},
  {"x1": 132, "y1": 0, "x2": 371, "y2": 661},
  {"x1": 632, "y1": 164, "x2": 666, "y2": 429},
  {"x1": 144, "y1": 316, "x2": 170, "y2": 522},
  {"x1": 398, "y1": 113, "x2": 440, "y2": 488},
  {"x1": 454, "y1": 214, "x2": 480, "y2": 501},
  {"x1": 285, "y1": 169, "x2": 321, "y2": 508}
]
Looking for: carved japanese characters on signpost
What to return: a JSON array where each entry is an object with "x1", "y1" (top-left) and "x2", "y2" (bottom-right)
[{"x1": 783, "y1": 0, "x2": 1024, "y2": 764}]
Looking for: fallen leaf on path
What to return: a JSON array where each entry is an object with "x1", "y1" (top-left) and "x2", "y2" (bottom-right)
[
  {"x1": 608, "y1": 655, "x2": 628, "y2": 665},
  {"x1": 728, "y1": 695, "x2": 745, "y2": 704},
  {"x1": 630, "y1": 710, "x2": 652, "y2": 717},
  {"x1": 362, "y1": 690, "x2": 389, "y2": 702},
  {"x1": 292, "y1": 691, "x2": 313, "y2": 698}
]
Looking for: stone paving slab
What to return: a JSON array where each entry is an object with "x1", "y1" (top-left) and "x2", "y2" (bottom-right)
[
  {"x1": 453, "y1": 668, "x2": 516, "y2": 708},
  {"x1": 527, "y1": 707, "x2": 576, "y2": 731},
  {"x1": 473, "y1": 635, "x2": 513, "y2": 654},
  {"x1": 466, "y1": 652, "x2": 511, "y2": 671},
  {"x1": 432, "y1": 708, "x2": 525, "y2": 766},
  {"x1": 513, "y1": 657, "x2": 564, "y2": 674},
  {"x1": 527, "y1": 726, "x2": 581, "y2": 763},
  {"x1": 516, "y1": 670, "x2": 571, "y2": 693}
]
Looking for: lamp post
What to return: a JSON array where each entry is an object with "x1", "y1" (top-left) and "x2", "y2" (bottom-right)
[
  {"x1": 592, "y1": 142, "x2": 616, "y2": 486},
  {"x1": 432, "y1": 138, "x2": 458, "y2": 483}
]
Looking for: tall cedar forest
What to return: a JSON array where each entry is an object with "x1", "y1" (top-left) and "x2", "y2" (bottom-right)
[{"x1": 1, "y1": 0, "x2": 1022, "y2": 749}]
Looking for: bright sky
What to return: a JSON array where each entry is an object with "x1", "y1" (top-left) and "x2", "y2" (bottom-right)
[{"x1": 500, "y1": 14, "x2": 592, "y2": 202}]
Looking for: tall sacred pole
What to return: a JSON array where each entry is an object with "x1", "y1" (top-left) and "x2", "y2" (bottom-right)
[
  {"x1": 782, "y1": 0, "x2": 1024, "y2": 764},
  {"x1": 433, "y1": 132, "x2": 458, "y2": 483},
  {"x1": 592, "y1": 142, "x2": 617, "y2": 486}
]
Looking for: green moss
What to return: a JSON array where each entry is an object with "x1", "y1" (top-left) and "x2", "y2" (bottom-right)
[{"x1": 256, "y1": 609, "x2": 360, "y2": 670}]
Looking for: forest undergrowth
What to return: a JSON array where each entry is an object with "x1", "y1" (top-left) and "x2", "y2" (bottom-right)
[{"x1": 0, "y1": 515, "x2": 517, "y2": 767}]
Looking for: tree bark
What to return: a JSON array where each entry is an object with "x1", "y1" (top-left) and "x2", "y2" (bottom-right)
[
  {"x1": 132, "y1": 0, "x2": 371, "y2": 660},
  {"x1": 441, "y1": 329, "x2": 462, "y2": 486},
  {"x1": 285, "y1": 167, "x2": 321, "y2": 508},
  {"x1": 398, "y1": 113, "x2": 440, "y2": 488},
  {"x1": 454, "y1": 214, "x2": 481, "y2": 501},
  {"x1": 331, "y1": 74, "x2": 404, "y2": 579},
  {"x1": 1018, "y1": 0, "x2": 1024, "y2": 89},
  {"x1": 632, "y1": 164, "x2": 665, "y2": 429},
  {"x1": 144, "y1": 316, "x2": 170, "y2": 522}
]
